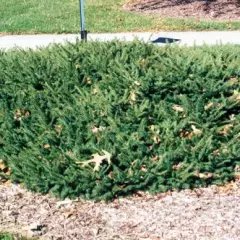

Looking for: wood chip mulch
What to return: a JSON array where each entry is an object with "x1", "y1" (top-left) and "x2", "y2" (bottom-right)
[
  {"x1": 0, "y1": 182, "x2": 240, "y2": 240},
  {"x1": 124, "y1": 0, "x2": 240, "y2": 20}
]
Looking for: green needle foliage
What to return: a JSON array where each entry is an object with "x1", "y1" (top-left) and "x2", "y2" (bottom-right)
[{"x1": 0, "y1": 41, "x2": 240, "y2": 201}]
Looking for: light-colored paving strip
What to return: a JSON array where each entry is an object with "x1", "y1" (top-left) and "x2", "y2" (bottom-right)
[{"x1": 0, "y1": 31, "x2": 240, "y2": 50}]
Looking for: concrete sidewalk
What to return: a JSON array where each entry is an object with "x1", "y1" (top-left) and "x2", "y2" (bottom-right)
[{"x1": 1, "y1": 31, "x2": 240, "y2": 50}]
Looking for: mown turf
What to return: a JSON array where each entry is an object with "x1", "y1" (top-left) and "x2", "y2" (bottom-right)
[
  {"x1": 0, "y1": 232, "x2": 32, "y2": 240},
  {"x1": 0, "y1": 233, "x2": 11, "y2": 240},
  {"x1": 0, "y1": 0, "x2": 239, "y2": 34}
]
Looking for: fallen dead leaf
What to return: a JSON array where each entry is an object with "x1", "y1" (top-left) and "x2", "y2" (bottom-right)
[
  {"x1": 172, "y1": 163, "x2": 182, "y2": 170},
  {"x1": 0, "y1": 159, "x2": 11, "y2": 180},
  {"x1": 227, "y1": 77, "x2": 239, "y2": 86},
  {"x1": 229, "y1": 114, "x2": 236, "y2": 121},
  {"x1": 151, "y1": 156, "x2": 158, "y2": 161},
  {"x1": 229, "y1": 90, "x2": 240, "y2": 102},
  {"x1": 204, "y1": 102, "x2": 214, "y2": 110},
  {"x1": 0, "y1": 159, "x2": 6, "y2": 170},
  {"x1": 191, "y1": 125, "x2": 202, "y2": 135},
  {"x1": 56, "y1": 199, "x2": 73, "y2": 209},
  {"x1": 75, "y1": 63, "x2": 81, "y2": 69},
  {"x1": 92, "y1": 88, "x2": 99, "y2": 95},
  {"x1": 152, "y1": 135, "x2": 161, "y2": 144},
  {"x1": 180, "y1": 130, "x2": 190, "y2": 138},
  {"x1": 172, "y1": 105, "x2": 184, "y2": 112},
  {"x1": 43, "y1": 144, "x2": 50, "y2": 149},
  {"x1": 134, "y1": 81, "x2": 141, "y2": 86},
  {"x1": 212, "y1": 149, "x2": 220, "y2": 156},
  {"x1": 218, "y1": 124, "x2": 233, "y2": 136},
  {"x1": 55, "y1": 125, "x2": 63, "y2": 133},
  {"x1": 130, "y1": 91, "x2": 136, "y2": 104},
  {"x1": 78, "y1": 150, "x2": 111, "y2": 172},
  {"x1": 198, "y1": 172, "x2": 213, "y2": 179},
  {"x1": 91, "y1": 126, "x2": 106, "y2": 134}
]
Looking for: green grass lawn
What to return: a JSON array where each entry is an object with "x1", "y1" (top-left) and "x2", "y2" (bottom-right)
[
  {"x1": 0, "y1": 232, "x2": 32, "y2": 240},
  {"x1": 0, "y1": 0, "x2": 240, "y2": 34},
  {"x1": 0, "y1": 233, "x2": 12, "y2": 240}
]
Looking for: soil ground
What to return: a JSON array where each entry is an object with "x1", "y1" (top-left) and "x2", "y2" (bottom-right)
[{"x1": 124, "y1": 0, "x2": 240, "y2": 20}]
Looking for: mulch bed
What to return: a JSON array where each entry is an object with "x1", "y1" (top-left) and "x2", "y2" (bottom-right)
[
  {"x1": 1, "y1": 183, "x2": 240, "y2": 240},
  {"x1": 124, "y1": 0, "x2": 240, "y2": 20}
]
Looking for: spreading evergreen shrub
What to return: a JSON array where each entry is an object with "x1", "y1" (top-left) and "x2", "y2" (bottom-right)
[{"x1": 0, "y1": 41, "x2": 240, "y2": 200}]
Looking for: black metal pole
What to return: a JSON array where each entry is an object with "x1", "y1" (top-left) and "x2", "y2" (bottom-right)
[{"x1": 79, "y1": 0, "x2": 87, "y2": 41}]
